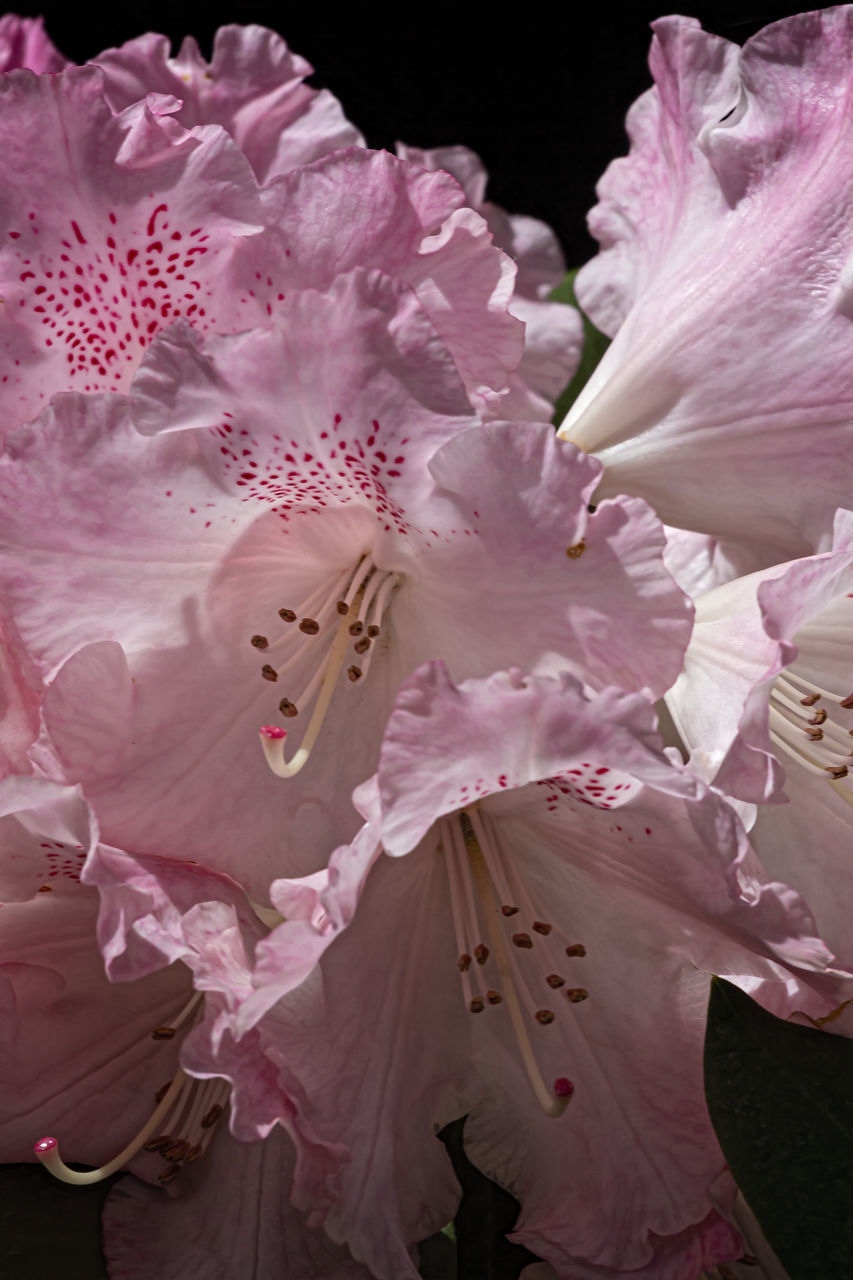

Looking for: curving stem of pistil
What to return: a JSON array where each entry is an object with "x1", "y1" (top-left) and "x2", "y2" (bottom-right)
[
  {"x1": 34, "y1": 1068, "x2": 189, "y2": 1185},
  {"x1": 259, "y1": 606, "x2": 356, "y2": 778},
  {"x1": 459, "y1": 812, "x2": 573, "y2": 1119}
]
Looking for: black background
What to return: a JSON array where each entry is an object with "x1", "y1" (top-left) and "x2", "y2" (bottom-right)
[{"x1": 1, "y1": 1, "x2": 819, "y2": 1277}]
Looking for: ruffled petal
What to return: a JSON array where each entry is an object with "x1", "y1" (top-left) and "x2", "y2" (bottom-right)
[{"x1": 0, "y1": 14, "x2": 67, "y2": 72}]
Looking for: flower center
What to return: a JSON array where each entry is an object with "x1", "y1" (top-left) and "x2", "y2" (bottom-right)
[
  {"x1": 768, "y1": 666, "x2": 853, "y2": 802},
  {"x1": 256, "y1": 553, "x2": 399, "y2": 778},
  {"x1": 440, "y1": 807, "x2": 582, "y2": 1118},
  {"x1": 34, "y1": 991, "x2": 229, "y2": 1186}
]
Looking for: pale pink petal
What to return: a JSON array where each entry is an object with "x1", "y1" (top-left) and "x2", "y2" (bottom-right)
[
  {"x1": 0, "y1": 774, "x2": 95, "y2": 901},
  {"x1": 562, "y1": 12, "x2": 853, "y2": 561},
  {"x1": 94, "y1": 25, "x2": 363, "y2": 183},
  {"x1": 662, "y1": 526, "x2": 773, "y2": 598},
  {"x1": 0, "y1": 14, "x2": 67, "y2": 72},
  {"x1": 0, "y1": 66, "x2": 264, "y2": 433},
  {"x1": 103, "y1": 1124, "x2": 374, "y2": 1280},
  {"x1": 0, "y1": 615, "x2": 41, "y2": 776}
]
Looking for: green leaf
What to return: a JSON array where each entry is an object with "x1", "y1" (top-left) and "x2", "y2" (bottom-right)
[
  {"x1": 548, "y1": 269, "x2": 610, "y2": 427},
  {"x1": 704, "y1": 977, "x2": 853, "y2": 1279}
]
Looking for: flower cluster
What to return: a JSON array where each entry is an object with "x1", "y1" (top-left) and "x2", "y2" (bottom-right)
[{"x1": 1, "y1": 10, "x2": 852, "y2": 1280}]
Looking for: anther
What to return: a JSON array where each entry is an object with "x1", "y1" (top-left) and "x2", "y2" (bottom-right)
[
  {"x1": 201, "y1": 1104, "x2": 224, "y2": 1129},
  {"x1": 501, "y1": 905, "x2": 519, "y2": 916},
  {"x1": 367, "y1": 625, "x2": 380, "y2": 638},
  {"x1": 299, "y1": 618, "x2": 319, "y2": 635},
  {"x1": 347, "y1": 665, "x2": 362, "y2": 682},
  {"x1": 826, "y1": 765, "x2": 849, "y2": 779},
  {"x1": 532, "y1": 921, "x2": 552, "y2": 936},
  {"x1": 151, "y1": 1026, "x2": 176, "y2": 1041},
  {"x1": 565, "y1": 943, "x2": 586, "y2": 957},
  {"x1": 279, "y1": 698, "x2": 298, "y2": 717},
  {"x1": 800, "y1": 692, "x2": 820, "y2": 706},
  {"x1": 154, "y1": 1081, "x2": 172, "y2": 1103},
  {"x1": 261, "y1": 664, "x2": 278, "y2": 682},
  {"x1": 474, "y1": 943, "x2": 490, "y2": 965},
  {"x1": 546, "y1": 974, "x2": 565, "y2": 989},
  {"x1": 158, "y1": 1166, "x2": 180, "y2": 1184},
  {"x1": 163, "y1": 1139, "x2": 190, "y2": 1163},
  {"x1": 805, "y1": 727, "x2": 824, "y2": 741},
  {"x1": 469, "y1": 997, "x2": 485, "y2": 1014},
  {"x1": 348, "y1": 621, "x2": 363, "y2": 636},
  {"x1": 336, "y1": 601, "x2": 349, "y2": 616},
  {"x1": 842, "y1": 693, "x2": 853, "y2": 709},
  {"x1": 457, "y1": 953, "x2": 472, "y2": 973},
  {"x1": 250, "y1": 635, "x2": 269, "y2": 650},
  {"x1": 535, "y1": 1010, "x2": 556, "y2": 1025},
  {"x1": 143, "y1": 1135, "x2": 171, "y2": 1153},
  {"x1": 487, "y1": 990, "x2": 503, "y2": 1005},
  {"x1": 565, "y1": 541, "x2": 585, "y2": 559},
  {"x1": 809, "y1": 709, "x2": 828, "y2": 725},
  {"x1": 183, "y1": 1143, "x2": 203, "y2": 1163},
  {"x1": 278, "y1": 608, "x2": 296, "y2": 622},
  {"x1": 354, "y1": 637, "x2": 371, "y2": 655},
  {"x1": 512, "y1": 933, "x2": 533, "y2": 949},
  {"x1": 566, "y1": 988, "x2": 589, "y2": 1003}
]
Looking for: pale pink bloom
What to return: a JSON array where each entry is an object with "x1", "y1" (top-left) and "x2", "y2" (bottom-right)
[
  {"x1": 559, "y1": 10, "x2": 853, "y2": 566},
  {"x1": 666, "y1": 507, "x2": 853, "y2": 963},
  {"x1": 0, "y1": 772, "x2": 369, "y2": 1277},
  {"x1": 0, "y1": 13, "x2": 67, "y2": 72},
  {"x1": 177, "y1": 663, "x2": 843, "y2": 1280},
  {"x1": 91, "y1": 25, "x2": 363, "y2": 183},
  {"x1": 0, "y1": 272, "x2": 690, "y2": 891},
  {"x1": 397, "y1": 143, "x2": 582, "y2": 420}
]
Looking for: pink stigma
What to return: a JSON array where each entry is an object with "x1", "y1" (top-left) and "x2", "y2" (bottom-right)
[
  {"x1": 33, "y1": 1136, "x2": 57, "y2": 1154},
  {"x1": 259, "y1": 725, "x2": 287, "y2": 740},
  {"x1": 553, "y1": 1077, "x2": 575, "y2": 1098}
]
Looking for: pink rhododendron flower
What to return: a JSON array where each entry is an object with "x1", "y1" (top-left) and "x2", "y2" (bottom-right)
[
  {"x1": 167, "y1": 662, "x2": 844, "y2": 1280},
  {"x1": 0, "y1": 275, "x2": 690, "y2": 892},
  {"x1": 92, "y1": 23, "x2": 364, "y2": 183},
  {"x1": 0, "y1": 773, "x2": 371, "y2": 1277},
  {"x1": 558, "y1": 10, "x2": 853, "y2": 567},
  {"x1": 666, "y1": 506, "x2": 853, "y2": 963},
  {"x1": 397, "y1": 142, "x2": 582, "y2": 420}
]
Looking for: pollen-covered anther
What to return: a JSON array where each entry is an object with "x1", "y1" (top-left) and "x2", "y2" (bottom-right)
[
  {"x1": 261, "y1": 664, "x2": 278, "y2": 682},
  {"x1": 532, "y1": 921, "x2": 552, "y2": 936},
  {"x1": 278, "y1": 608, "x2": 297, "y2": 622},
  {"x1": 143, "y1": 1135, "x2": 172, "y2": 1153},
  {"x1": 201, "y1": 1104, "x2": 224, "y2": 1129},
  {"x1": 348, "y1": 621, "x2": 363, "y2": 636},
  {"x1": 512, "y1": 932, "x2": 533, "y2": 949},
  {"x1": 546, "y1": 974, "x2": 565, "y2": 989},
  {"x1": 501, "y1": 904, "x2": 519, "y2": 916},
  {"x1": 809, "y1": 709, "x2": 828, "y2": 725},
  {"x1": 279, "y1": 698, "x2": 298, "y2": 717},
  {"x1": 158, "y1": 1165, "x2": 180, "y2": 1185},
  {"x1": 535, "y1": 1009, "x2": 556, "y2": 1025},
  {"x1": 151, "y1": 1026, "x2": 176, "y2": 1041},
  {"x1": 299, "y1": 617, "x2": 320, "y2": 635},
  {"x1": 565, "y1": 943, "x2": 586, "y2": 957},
  {"x1": 487, "y1": 990, "x2": 503, "y2": 1005},
  {"x1": 474, "y1": 943, "x2": 490, "y2": 965},
  {"x1": 250, "y1": 634, "x2": 269, "y2": 650},
  {"x1": 336, "y1": 601, "x2": 349, "y2": 616},
  {"x1": 800, "y1": 692, "x2": 820, "y2": 706},
  {"x1": 469, "y1": 997, "x2": 485, "y2": 1014},
  {"x1": 457, "y1": 953, "x2": 472, "y2": 973},
  {"x1": 348, "y1": 665, "x2": 362, "y2": 682},
  {"x1": 354, "y1": 636, "x2": 371, "y2": 655},
  {"x1": 565, "y1": 540, "x2": 586, "y2": 559},
  {"x1": 841, "y1": 693, "x2": 853, "y2": 709},
  {"x1": 805, "y1": 727, "x2": 824, "y2": 741},
  {"x1": 367, "y1": 624, "x2": 380, "y2": 638},
  {"x1": 566, "y1": 987, "x2": 589, "y2": 1003},
  {"x1": 826, "y1": 765, "x2": 849, "y2": 779}
]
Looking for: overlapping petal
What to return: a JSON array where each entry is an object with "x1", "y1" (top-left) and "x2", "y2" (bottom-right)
[
  {"x1": 0, "y1": 13, "x2": 67, "y2": 73},
  {"x1": 560, "y1": 10, "x2": 853, "y2": 562}
]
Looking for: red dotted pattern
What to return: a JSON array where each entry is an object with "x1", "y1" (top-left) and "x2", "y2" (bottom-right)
[
  {"x1": 538, "y1": 764, "x2": 643, "y2": 813},
  {"x1": 7, "y1": 204, "x2": 213, "y2": 399},
  {"x1": 38, "y1": 839, "x2": 86, "y2": 886},
  {"x1": 214, "y1": 411, "x2": 416, "y2": 533}
]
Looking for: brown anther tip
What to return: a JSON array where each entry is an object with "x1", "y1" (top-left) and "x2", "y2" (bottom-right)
[
  {"x1": 826, "y1": 765, "x2": 849, "y2": 779},
  {"x1": 546, "y1": 974, "x2": 565, "y2": 989},
  {"x1": 336, "y1": 601, "x2": 350, "y2": 616},
  {"x1": 299, "y1": 617, "x2": 320, "y2": 635},
  {"x1": 348, "y1": 621, "x2": 364, "y2": 636},
  {"x1": 163, "y1": 1140, "x2": 190, "y2": 1163},
  {"x1": 566, "y1": 987, "x2": 589, "y2": 1003},
  {"x1": 565, "y1": 943, "x2": 587, "y2": 957},
  {"x1": 354, "y1": 636, "x2": 371, "y2": 655},
  {"x1": 183, "y1": 1143, "x2": 203, "y2": 1163},
  {"x1": 457, "y1": 953, "x2": 472, "y2": 973},
  {"x1": 469, "y1": 997, "x2": 485, "y2": 1014},
  {"x1": 806, "y1": 727, "x2": 824, "y2": 740},
  {"x1": 201, "y1": 1104, "x2": 224, "y2": 1129},
  {"x1": 799, "y1": 692, "x2": 820, "y2": 706},
  {"x1": 809, "y1": 708, "x2": 828, "y2": 725},
  {"x1": 261, "y1": 664, "x2": 278, "y2": 682},
  {"x1": 158, "y1": 1165, "x2": 181, "y2": 1184},
  {"x1": 535, "y1": 1009, "x2": 556, "y2": 1025},
  {"x1": 842, "y1": 693, "x2": 853, "y2": 709},
  {"x1": 367, "y1": 624, "x2": 380, "y2": 637},
  {"x1": 512, "y1": 932, "x2": 533, "y2": 949},
  {"x1": 532, "y1": 921, "x2": 552, "y2": 936},
  {"x1": 486, "y1": 990, "x2": 503, "y2": 1005},
  {"x1": 143, "y1": 1135, "x2": 171, "y2": 1153},
  {"x1": 279, "y1": 698, "x2": 299, "y2": 717},
  {"x1": 154, "y1": 1081, "x2": 172, "y2": 1103},
  {"x1": 501, "y1": 904, "x2": 520, "y2": 916},
  {"x1": 474, "y1": 943, "x2": 490, "y2": 965},
  {"x1": 250, "y1": 634, "x2": 269, "y2": 650},
  {"x1": 347, "y1": 665, "x2": 363, "y2": 682},
  {"x1": 565, "y1": 540, "x2": 586, "y2": 559},
  {"x1": 278, "y1": 608, "x2": 296, "y2": 623},
  {"x1": 37, "y1": 884, "x2": 52, "y2": 892},
  {"x1": 151, "y1": 1026, "x2": 176, "y2": 1041}
]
